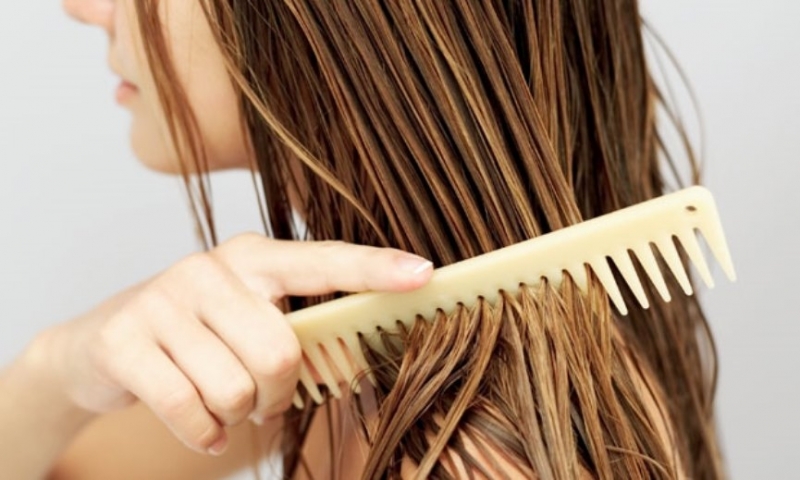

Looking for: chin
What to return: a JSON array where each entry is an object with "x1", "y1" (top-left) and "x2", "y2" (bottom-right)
[
  {"x1": 128, "y1": 119, "x2": 184, "y2": 174},
  {"x1": 130, "y1": 142, "x2": 183, "y2": 174},
  {"x1": 127, "y1": 114, "x2": 252, "y2": 174}
]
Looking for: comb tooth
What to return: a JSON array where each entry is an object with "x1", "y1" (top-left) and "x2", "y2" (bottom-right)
[
  {"x1": 292, "y1": 392, "x2": 304, "y2": 409},
  {"x1": 298, "y1": 362, "x2": 323, "y2": 405},
  {"x1": 305, "y1": 344, "x2": 342, "y2": 399},
  {"x1": 565, "y1": 263, "x2": 590, "y2": 295},
  {"x1": 610, "y1": 250, "x2": 649, "y2": 309},
  {"x1": 589, "y1": 257, "x2": 628, "y2": 315},
  {"x1": 654, "y1": 237, "x2": 693, "y2": 296},
  {"x1": 347, "y1": 337, "x2": 377, "y2": 386},
  {"x1": 631, "y1": 243, "x2": 672, "y2": 302},
  {"x1": 322, "y1": 339, "x2": 360, "y2": 394},
  {"x1": 697, "y1": 224, "x2": 737, "y2": 282},
  {"x1": 676, "y1": 230, "x2": 715, "y2": 288}
]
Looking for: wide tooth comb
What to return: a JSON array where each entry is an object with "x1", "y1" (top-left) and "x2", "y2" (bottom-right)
[{"x1": 286, "y1": 186, "x2": 736, "y2": 406}]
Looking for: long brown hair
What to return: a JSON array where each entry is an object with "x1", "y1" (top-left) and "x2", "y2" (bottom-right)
[{"x1": 135, "y1": 1, "x2": 724, "y2": 478}]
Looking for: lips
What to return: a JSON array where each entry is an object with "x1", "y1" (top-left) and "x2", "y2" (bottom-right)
[
  {"x1": 115, "y1": 79, "x2": 139, "y2": 104},
  {"x1": 109, "y1": 56, "x2": 139, "y2": 104}
]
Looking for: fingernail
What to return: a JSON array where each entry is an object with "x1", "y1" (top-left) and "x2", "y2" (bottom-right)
[
  {"x1": 208, "y1": 437, "x2": 228, "y2": 456},
  {"x1": 396, "y1": 255, "x2": 433, "y2": 275}
]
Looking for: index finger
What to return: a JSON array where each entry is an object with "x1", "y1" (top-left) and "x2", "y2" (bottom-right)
[{"x1": 213, "y1": 235, "x2": 434, "y2": 298}]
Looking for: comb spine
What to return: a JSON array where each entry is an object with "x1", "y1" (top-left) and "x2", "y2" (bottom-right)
[{"x1": 287, "y1": 186, "x2": 734, "y2": 404}]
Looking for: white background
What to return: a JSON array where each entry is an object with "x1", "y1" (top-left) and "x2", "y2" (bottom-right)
[{"x1": 1, "y1": 2, "x2": 797, "y2": 478}]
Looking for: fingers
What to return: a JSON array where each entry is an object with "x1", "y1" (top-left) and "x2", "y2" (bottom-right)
[
  {"x1": 105, "y1": 332, "x2": 226, "y2": 455},
  {"x1": 207, "y1": 299, "x2": 301, "y2": 424},
  {"x1": 94, "y1": 234, "x2": 432, "y2": 459},
  {"x1": 158, "y1": 254, "x2": 301, "y2": 424},
  {"x1": 151, "y1": 306, "x2": 257, "y2": 427},
  {"x1": 215, "y1": 234, "x2": 434, "y2": 299}
]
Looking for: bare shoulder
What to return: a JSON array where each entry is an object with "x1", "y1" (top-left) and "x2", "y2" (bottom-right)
[{"x1": 51, "y1": 402, "x2": 282, "y2": 480}]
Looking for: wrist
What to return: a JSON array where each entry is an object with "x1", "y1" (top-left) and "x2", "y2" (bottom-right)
[
  {"x1": 0, "y1": 329, "x2": 97, "y2": 478},
  {"x1": 22, "y1": 327, "x2": 97, "y2": 428}
]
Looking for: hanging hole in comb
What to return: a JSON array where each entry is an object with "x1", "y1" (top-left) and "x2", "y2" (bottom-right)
[{"x1": 686, "y1": 205, "x2": 698, "y2": 213}]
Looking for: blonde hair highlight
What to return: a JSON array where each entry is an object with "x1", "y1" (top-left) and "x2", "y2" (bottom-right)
[{"x1": 135, "y1": 1, "x2": 724, "y2": 478}]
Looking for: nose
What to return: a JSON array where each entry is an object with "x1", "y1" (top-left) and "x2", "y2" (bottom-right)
[{"x1": 63, "y1": 0, "x2": 114, "y2": 29}]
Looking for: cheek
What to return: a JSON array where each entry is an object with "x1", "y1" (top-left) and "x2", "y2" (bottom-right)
[
  {"x1": 122, "y1": 0, "x2": 251, "y2": 172},
  {"x1": 173, "y1": 0, "x2": 251, "y2": 170},
  {"x1": 188, "y1": 82, "x2": 250, "y2": 170},
  {"x1": 127, "y1": 84, "x2": 249, "y2": 173}
]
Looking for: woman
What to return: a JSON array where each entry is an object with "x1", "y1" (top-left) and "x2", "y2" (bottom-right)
[{"x1": 1, "y1": 0, "x2": 725, "y2": 478}]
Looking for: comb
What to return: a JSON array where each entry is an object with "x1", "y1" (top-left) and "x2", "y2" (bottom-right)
[{"x1": 286, "y1": 186, "x2": 736, "y2": 407}]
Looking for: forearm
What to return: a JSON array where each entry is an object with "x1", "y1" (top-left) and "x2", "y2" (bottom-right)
[{"x1": 0, "y1": 331, "x2": 96, "y2": 480}]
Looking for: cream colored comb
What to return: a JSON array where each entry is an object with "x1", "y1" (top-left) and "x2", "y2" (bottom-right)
[{"x1": 286, "y1": 186, "x2": 735, "y2": 407}]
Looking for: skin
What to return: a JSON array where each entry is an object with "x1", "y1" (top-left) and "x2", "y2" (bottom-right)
[
  {"x1": 64, "y1": 0, "x2": 249, "y2": 172},
  {"x1": 0, "y1": 1, "x2": 434, "y2": 479}
]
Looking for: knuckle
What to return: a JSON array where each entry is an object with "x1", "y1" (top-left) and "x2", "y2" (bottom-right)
[
  {"x1": 92, "y1": 326, "x2": 126, "y2": 374},
  {"x1": 134, "y1": 286, "x2": 175, "y2": 316},
  {"x1": 156, "y1": 387, "x2": 198, "y2": 421},
  {"x1": 93, "y1": 313, "x2": 141, "y2": 369},
  {"x1": 214, "y1": 379, "x2": 256, "y2": 414},
  {"x1": 95, "y1": 321, "x2": 124, "y2": 354},
  {"x1": 177, "y1": 252, "x2": 217, "y2": 275},
  {"x1": 260, "y1": 343, "x2": 302, "y2": 379},
  {"x1": 215, "y1": 232, "x2": 268, "y2": 262},
  {"x1": 168, "y1": 252, "x2": 228, "y2": 290},
  {"x1": 225, "y1": 232, "x2": 266, "y2": 250}
]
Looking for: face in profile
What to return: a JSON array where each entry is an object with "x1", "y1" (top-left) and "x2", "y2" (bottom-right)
[{"x1": 62, "y1": 0, "x2": 251, "y2": 173}]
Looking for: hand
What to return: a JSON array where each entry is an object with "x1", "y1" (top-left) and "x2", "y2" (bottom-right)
[{"x1": 42, "y1": 234, "x2": 433, "y2": 455}]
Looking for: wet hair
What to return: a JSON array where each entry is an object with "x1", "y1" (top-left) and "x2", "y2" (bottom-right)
[{"x1": 135, "y1": 1, "x2": 724, "y2": 478}]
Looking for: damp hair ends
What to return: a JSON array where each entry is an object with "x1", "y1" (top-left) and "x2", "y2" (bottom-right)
[
  {"x1": 359, "y1": 277, "x2": 683, "y2": 479},
  {"x1": 134, "y1": 0, "x2": 725, "y2": 478}
]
